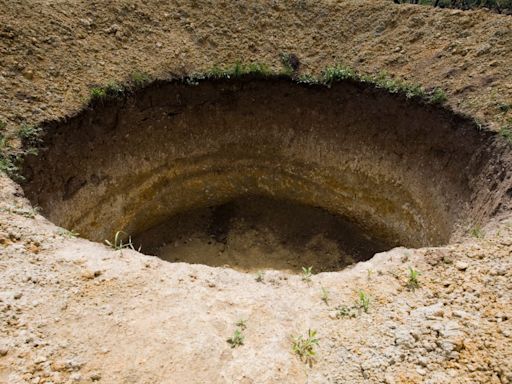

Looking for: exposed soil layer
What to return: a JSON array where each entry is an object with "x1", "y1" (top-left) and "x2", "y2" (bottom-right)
[{"x1": 21, "y1": 78, "x2": 512, "y2": 271}]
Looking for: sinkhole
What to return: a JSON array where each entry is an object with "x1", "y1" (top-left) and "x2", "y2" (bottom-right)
[{"x1": 20, "y1": 77, "x2": 512, "y2": 272}]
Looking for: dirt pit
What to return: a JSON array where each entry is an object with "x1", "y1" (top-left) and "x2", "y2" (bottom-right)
[
  {"x1": 134, "y1": 196, "x2": 390, "y2": 272},
  {"x1": 20, "y1": 77, "x2": 512, "y2": 273}
]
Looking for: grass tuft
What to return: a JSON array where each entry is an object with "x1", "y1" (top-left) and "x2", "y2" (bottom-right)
[{"x1": 406, "y1": 267, "x2": 421, "y2": 291}]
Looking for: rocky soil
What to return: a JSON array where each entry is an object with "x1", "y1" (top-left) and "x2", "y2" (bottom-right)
[
  {"x1": 1, "y1": 175, "x2": 511, "y2": 384},
  {"x1": 0, "y1": 0, "x2": 511, "y2": 383}
]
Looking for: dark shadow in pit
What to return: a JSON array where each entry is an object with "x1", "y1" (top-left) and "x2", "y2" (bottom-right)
[{"x1": 133, "y1": 196, "x2": 391, "y2": 273}]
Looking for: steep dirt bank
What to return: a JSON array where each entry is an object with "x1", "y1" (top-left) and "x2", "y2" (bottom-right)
[{"x1": 20, "y1": 77, "x2": 512, "y2": 267}]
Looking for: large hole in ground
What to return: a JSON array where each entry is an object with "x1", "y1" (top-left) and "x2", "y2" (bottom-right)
[{"x1": 21, "y1": 77, "x2": 512, "y2": 272}]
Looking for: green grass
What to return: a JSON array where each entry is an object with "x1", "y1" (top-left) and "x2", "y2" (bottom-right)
[
  {"x1": 469, "y1": 225, "x2": 484, "y2": 239},
  {"x1": 130, "y1": 71, "x2": 151, "y2": 88},
  {"x1": 407, "y1": 267, "x2": 421, "y2": 291},
  {"x1": 320, "y1": 66, "x2": 446, "y2": 104},
  {"x1": 90, "y1": 82, "x2": 126, "y2": 103},
  {"x1": 320, "y1": 287, "x2": 329, "y2": 305},
  {"x1": 301, "y1": 266, "x2": 313, "y2": 284},
  {"x1": 358, "y1": 290, "x2": 370, "y2": 313},
  {"x1": 499, "y1": 125, "x2": 512, "y2": 144},
  {"x1": 104, "y1": 231, "x2": 139, "y2": 251},
  {"x1": 292, "y1": 329, "x2": 319, "y2": 366}
]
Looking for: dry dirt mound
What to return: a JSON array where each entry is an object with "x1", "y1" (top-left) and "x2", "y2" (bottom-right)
[{"x1": 0, "y1": 1, "x2": 512, "y2": 384}]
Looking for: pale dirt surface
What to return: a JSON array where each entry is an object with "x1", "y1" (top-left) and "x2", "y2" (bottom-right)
[
  {"x1": 1, "y1": 1, "x2": 512, "y2": 383},
  {"x1": 0, "y1": 175, "x2": 511, "y2": 384}
]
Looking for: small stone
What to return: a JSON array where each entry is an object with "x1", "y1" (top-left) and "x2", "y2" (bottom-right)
[
  {"x1": 0, "y1": 347, "x2": 8, "y2": 356},
  {"x1": 13, "y1": 292, "x2": 22, "y2": 300},
  {"x1": 91, "y1": 373, "x2": 101, "y2": 381},
  {"x1": 455, "y1": 261, "x2": 468, "y2": 271}
]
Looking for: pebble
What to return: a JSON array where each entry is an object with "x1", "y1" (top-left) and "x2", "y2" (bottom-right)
[{"x1": 455, "y1": 261, "x2": 468, "y2": 271}]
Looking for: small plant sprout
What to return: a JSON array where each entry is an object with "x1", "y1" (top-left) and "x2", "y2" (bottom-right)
[
  {"x1": 335, "y1": 305, "x2": 357, "y2": 319},
  {"x1": 235, "y1": 319, "x2": 247, "y2": 331},
  {"x1": 58, "y1": 228, "x2": 80, "y2": 238},
  {"x1": 301, "y1": 266, "x2": 313, "y2": 284},
  {"x1": 321, "y1": 287, "x2": 329, "y2": 305},
  {"x1": 499, "y1": 125, "x2": 512, "y2": 144},
  {"x1": 227, "y1": 328, "x2": 244, "y2": 348},
  {"x1": 255, "y1": 270, "x2": 265, "y2": 283},
  {"x1": 407, "y1": 267, "x2": 421, "y2": 291},
  {"x1": 470, "y1": 225, "x2": 484, "y2": 239},
  {"x1": 292, "y1": 329, "x2": 319, "y2": 367},
  {"x1": 104, "y1": 231, "x2": 139, "y2": 251},
  {"x1": 358, "y1": 290, "x2": 370, "y2": 313}
]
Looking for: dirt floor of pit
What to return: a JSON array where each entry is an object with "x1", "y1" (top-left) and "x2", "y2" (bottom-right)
[
  {"x1": 134, "y1": 196, "x2": 390, "y2": 273},
  {"x1": 0, "y1": 1, "x2": 512, "y2": 383}
]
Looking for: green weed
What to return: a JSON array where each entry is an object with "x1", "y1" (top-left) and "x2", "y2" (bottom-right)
[
  {"x1": 255, "y1": 270, "x2": 265, "y2": 283},
  {"x1": 236, "y1": 319, "x2": 247, "y2": 330},
  {"x1": 292, "y1": 329, "x2": 319, "y2": 366},
  {"x1": 130, "y1": 71, "x2": 151, "y2": 88},
  {"x1": 358, "y1": 290, "x2": 370, "y2": 313},
  {"x1": 470, "y1": 225, "x2": 484, "y2": 239},
  {"x1": 320, "y1": 287, "x2": 329, "y2": 305},
  {"x1": 227, "y1": 329, "x2": 244, "y2": 348},
  {"x1": 499, "y1": 125, "x2": 512, "y2": 144},
  {"x1": 407, "y1": 267, "x2": 421, "y2": 291},
  {"x1": 335, "y1": 304, "x2": 357, "y2": 319},
  {"x1": 104, "y1": 231, "x2": 139, "y2": 251},
  {"x1": 301, "y1": 266, "x2": 313, "y2": 284}
]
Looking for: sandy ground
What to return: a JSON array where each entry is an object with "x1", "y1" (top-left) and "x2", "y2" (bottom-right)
[{"x1": 0, "y1": 1, "x2": 512, "y2": 383}]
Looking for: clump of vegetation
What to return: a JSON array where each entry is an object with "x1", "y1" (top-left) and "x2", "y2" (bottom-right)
[
  {"x1": 58, "y1": 228, "x2": 80, "y2": 238},
  {"x1": 406, "y1": 267, "x2": 421, "y2": 291},
  {"x1": 322, "y1": 65, "x2": 358, "y2": 84},
  {"x1": 90, "y1": 87, "x2": 107, "y2": 100},
  {"x1": 499, "y1": 125, "x2": 512, "y2": 144},
  {"x1": 0, "y1": 132, "x2": 17, "y2": 176},
  {"x1": 90, "y1": 81, "x2": 126, "y2": 103},
  {"x1": 320, "y1": 287, "x2": 329, "y2": 305},
  {"x1": 227, "y1": 329, "x2": 244, "y2": 348},
  {"x1": 301, "y1": 266, "x2": 313, "y2": 284},
  {"x1": 1, "y1": 121, "x2": 43, "y2": 180},
  {"x1": 358, "y1": 290, "x2": 370, "y2": 313},
  {"x1": 255, "y1": 270, "x2": 265, "y2": 283},
  {"x1": 19, "y1": 124, "x2": 42, "y2": 147},
  {"x1": 130, "y1": 71, "x2": 151, "y2": 88},
  {"x1": 280, "y1": 53, "x2": 300, "y2": 75},
  {"x1": 236, "y1": 319, "x2": 247, "y2": 330},
  {"x1": 470, "y1": 225, "x2": 484, "y2": 239},
  {"x1": 227, "y1": 319, "x2": 247, "y2": 348},
  {"x1": 335, "y1": 304, "x2": 357, "y2": 319},
  {"x1": 104, "y1": 231, "x2": 139, "y2": 251},
  {"x1": 292, "y1": 329, "x2": 319, "y2": 366},
  {"x1": 321, "y1": 66, "x2": 446, "y2": 104},
  {"x1": 429, "y1": 88, "x2": 447, "y2": 104}
]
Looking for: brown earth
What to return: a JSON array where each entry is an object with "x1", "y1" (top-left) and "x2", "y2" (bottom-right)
[{"x1": 1, "y1": 1, "x2": 512, "y2": 384}]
